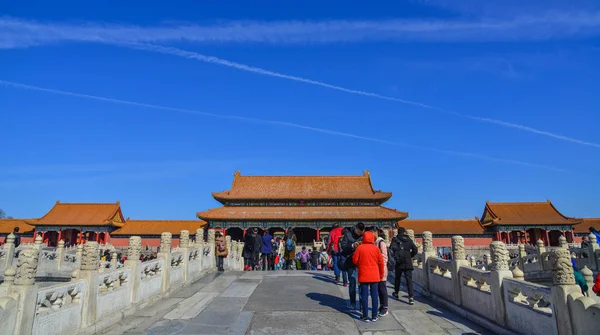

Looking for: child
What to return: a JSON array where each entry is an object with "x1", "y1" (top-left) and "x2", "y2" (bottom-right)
[
  {"x1": 299, "y1": 247, "x2": 310, "y2": 270},
  {"x1": 352, "y1": 231, "x2": 384, "y2": 322}
]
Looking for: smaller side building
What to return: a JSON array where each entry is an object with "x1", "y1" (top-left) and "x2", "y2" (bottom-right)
[
  {"x1": 109, "y1": 219, "x2": 208, "y2": 248},
  {"x1": 0, "y1": 219, "x2": 36, "y2": 244}
]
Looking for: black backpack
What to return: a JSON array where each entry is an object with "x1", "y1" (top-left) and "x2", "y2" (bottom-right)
[
  {"x1": 394, "y1": 239, "x2": 410, "y2": 266},
  {"x1": 379, "y1": 239, "x2": 395, "y2": 269}
]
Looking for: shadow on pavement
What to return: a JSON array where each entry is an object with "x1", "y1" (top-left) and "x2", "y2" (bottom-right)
[
  {"x1": 311, "y1": 273, "x2": 339, "y2": 285},
  {"x1": 306, "y1": 292, "x2": 348, "y2": 312},
  {"x1": 426, "y1": 310, "x2": 487, "y2": 335}
]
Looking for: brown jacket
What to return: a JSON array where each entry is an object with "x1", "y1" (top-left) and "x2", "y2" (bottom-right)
[{"x1": 215, "y1": 236, "x2": 228, "y2": 257}]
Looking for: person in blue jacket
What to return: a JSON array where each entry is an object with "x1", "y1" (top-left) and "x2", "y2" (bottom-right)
[{"x1": 261, "y1": 230, "x2": 274, "y2": 271}]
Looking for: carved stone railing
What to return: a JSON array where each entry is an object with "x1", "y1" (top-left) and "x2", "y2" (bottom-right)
[
  {"x1": 427, "y1": 258, "x2": 453, "y2": 301},
  {"x1": 169, "y1": 251, "x2": 185, "y2": 286},
  {"x1": 32, "y1": 280, "x2": 86, "y2": 335},
  {"x1": 38, "y1": 250, "x2": 60, "y2": 272},
  {"x1": 96, "y1": 268, "x2": 131, "y2": 321},
  {"x1": 139, "y1": 259, "x2": 164, "y2": 302},
  {"x1": 459, "y1": 267, "x2": 495, "y2": 322},
  {"x1": 503, "y1": 278, "x2": 556, "y2": 335}
]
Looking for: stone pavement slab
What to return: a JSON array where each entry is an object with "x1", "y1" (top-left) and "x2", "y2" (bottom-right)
[
  {"x1": 101, "y1": 270, "x2": 501, "y2": 335},
  {"x1": 163, "y1": 291, "x2": 219, "y2": 320},
  {"x1": 247, "y1": 311, "x2": 359, "y2": 335}
]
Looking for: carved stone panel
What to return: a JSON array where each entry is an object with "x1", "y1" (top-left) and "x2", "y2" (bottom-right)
[
  {"x1": 15, "y1": 248, "x2": 39, "y2": 285},
  {"x1": 127, "y1": 236, "x2": 142, "y2": 260},
  {"x1": 452, "y1": 236, "x2": 466, "y2": 260}
]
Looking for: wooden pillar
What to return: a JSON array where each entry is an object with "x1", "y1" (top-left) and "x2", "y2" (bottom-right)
[
  {"x1": 545, "y1": 230, "x2": 550, "y2": 246},
  {"x1": 243, "y1": 228, "x2": 247, "y2": 237},
  {"x1": 316, "y1": 228, "x2": 320, "y2": 241},
  {"x1": 523, "y1": 230, "x2": 528, "y2": 244},
  {"x1": 58, "y1": 230, "x2": 63, "y2": 242},
  {"x1": 95, "y1": 232, "x2": 99, "y2": 242},
  {"x1": 222, "y1": 228, "x2": 227, "y2": 238},
  {"x1": 79, "y1": 230, "x2": 83, "y2": 244}
]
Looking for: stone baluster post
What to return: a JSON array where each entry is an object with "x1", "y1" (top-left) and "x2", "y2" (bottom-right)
[
  {"x1": 0, "y1": 267, "x2": 16, "y2": 296},
  {"x1": 1, "y1": 233, "x2": 16, "y2": 272},
  {"x1": 179, "y1": 230, "x2": 190, "y2": 281},
  {"x1": 580, "y1": 265, "x2": 594, "y2": 296},
  {"x1": 76, "y1": 244, "x2": 83, "y2": 269},
  {"x1": 10, "y1": 248, "x2": 39, "y2": 335},
  {"x1": 124, "y1": 237, "x2": 142, "y2": 302},
  {"x1": 421, "y1": 231, "x2": 436, "y2": 294},
  {"x1": 158, "y1": 233, "x2": 172, "y2": 294},
  {"x1": 559, "y1": 236, "x2": 568, "y2": 249},
  {"x1": 469, "y1": 255, "x2": 476, "y2": 267},
  {"x1": 76, "y1": 241, "x2": 101, "y2": 327},
  {"x1": 451, "y1": 236, "x2": 468, "y2": 305},
  {"x1": 536, "y1": 239, "x2": 546, "y2": 255},
  {"x1": 586, "y1": 233, "x2": 599, "y2": 271},
  {"x1": 196, "y1": 229, "x2": 204, "y2": 269},
  {"x1": 111, "y1": 251, "x2": 118, "y2": 269},
  {"x1": 550, "y1": 248, "x2": 579, "y2": 335},
  {"x1": 33, "y1": 234, "x2": 42, "y2": 250},
  {"x1": 225, "y1": 236, "x2": 232, "y2": 270},
  {"x1": 518, "y1": 244, "x2": 526, "y2": 258},
  {"x1": 207, "y1": 229, "x2": 216, "y2": 269},
  {"x1": 488, "y1": 241, "x2": 512, "y2": 326},
  {"x1": 56, "y1": 240, "x2": 65, "y2": 271}
]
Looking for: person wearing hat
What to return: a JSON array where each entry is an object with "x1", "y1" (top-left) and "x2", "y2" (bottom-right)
[{"x1": 389, "y1": 227, "x2": 418, "y2": 305}]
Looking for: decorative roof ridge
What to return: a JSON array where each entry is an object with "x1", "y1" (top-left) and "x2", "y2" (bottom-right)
[
  {"x1": 36, "y1": 201, "x2": 122, "y2": 224},
  {"x1": 487, "y1": 200, "x2": 552, "y2": 205},
  {"x1": 404, "y1": 218, "x2": 479, "y2": 221},
  {"x1": 127, "y1": 219, "x2": 206, "y2": 222},
  {"x1": 546, "y1": 201, "x2": 581, "y2": 222}
]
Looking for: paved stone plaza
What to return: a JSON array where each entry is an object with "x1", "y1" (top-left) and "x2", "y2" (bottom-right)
[{"x1": 100, "y1": 271, "x2": 497, "y2": 335}]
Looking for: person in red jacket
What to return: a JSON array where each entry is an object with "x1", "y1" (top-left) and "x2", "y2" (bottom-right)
[
  {"x1": 327, "y1": 223, "x2": 346, "y2": 284},
  {"x1": 352, "y1": 231, "x2": 384, "y2": 322},
  {"x1": 592, "y1": 273, "x2": 600, "y2": 296}
]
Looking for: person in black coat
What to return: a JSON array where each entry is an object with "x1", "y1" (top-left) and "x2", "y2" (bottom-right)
[
  {"x1": 252, "y1": 228, "x2": 262, "y2": 270},
  {"x1": 243, "y1": 230, "x2": 256, "y2": 270},
  {"x1": 389, "y1": 227, "x2": 418, "y2": 304}
]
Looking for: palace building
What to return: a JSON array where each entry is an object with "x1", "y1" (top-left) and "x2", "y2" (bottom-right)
[
  {"x1": 0, "y1": 172, "x2": 596, "y2": 249},
  {"x1": 196, "y1": 171, "x2": 409, "y2": 243}
]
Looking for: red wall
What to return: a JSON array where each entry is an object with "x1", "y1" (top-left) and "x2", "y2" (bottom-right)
[
  {"x1": 108, "y1": 236, "x2": 180, "y2": 248},
  {"x1": 415, "y1": 236, "x2": 493, "y2": 247}
]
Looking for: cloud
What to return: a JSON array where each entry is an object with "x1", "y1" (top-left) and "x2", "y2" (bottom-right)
[
  {"x1": 124, "y1": 43, "x2": 600, "y2": 149},
  {"x1": 1, "y1": 17, "x2": 599, "y2": 148},
  {"x1": 1, "y1": 12, "x2": 600, "y2": 49},
  {"x1": 0, "y1": 79, "x2": 565, "y2": 172}
]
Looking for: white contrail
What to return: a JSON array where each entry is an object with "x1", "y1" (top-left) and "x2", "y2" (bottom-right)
[
  {"x1": 0, "y1": 79, "x2": 565, "y2": 172},
  {"x1": 124, "y1": 43, "x2": 600, "y2": 149}
]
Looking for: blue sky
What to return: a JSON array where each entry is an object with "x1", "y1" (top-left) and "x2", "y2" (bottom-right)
[{"x1": 1, "y1": 0, "x2": 599, "y2": 220}]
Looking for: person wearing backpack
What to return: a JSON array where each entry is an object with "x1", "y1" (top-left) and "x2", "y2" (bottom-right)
[
  {"x1": 283, "y1": 230, "x2": 296, "y2": 270},
  {"x1": 389, "y1": 227, "x2": 418, "y2": 304},
  {"x1": 243, "y1": 229, "x2": 255, "y2": 271},
  {"x1": 339, "y1": 222, "x2": 365, "y2": 310},
  {"x1": 372, "y1": 227, "x2": 389, "y2": 316},
  {"x1": 215, "y1": 231, "x2": 228, "y2": 272}
]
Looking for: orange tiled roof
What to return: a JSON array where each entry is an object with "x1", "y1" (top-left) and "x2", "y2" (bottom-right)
[
  {"x1": 400, "y1": 219, "x2": 485, "y2": 235},
  {"x1": 574, "y1": 218, "x2": 600, "y2": 233},
  {"x1": 212, "y1": 171, "x2": 392, "y2": 202},
  {"x1": 29, "y1": 201, "x2": 125, "y2": 227},
  {"x1": 197, "y1": 206, "x2": 408, "y2": 221},
  {"x1": 111, "y1": 220, "x2": 208, "y2": 236},
  {"x1": 0, "y1": 219, "x2": 36, "y2": 234},
  {"x1": 481, "y1": 201, "x2": 581, "y2": 226}
]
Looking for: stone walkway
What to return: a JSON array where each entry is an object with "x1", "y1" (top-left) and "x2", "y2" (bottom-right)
[{"x1": 100, "y1": 271, "x2": 496, "y2": 335}]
